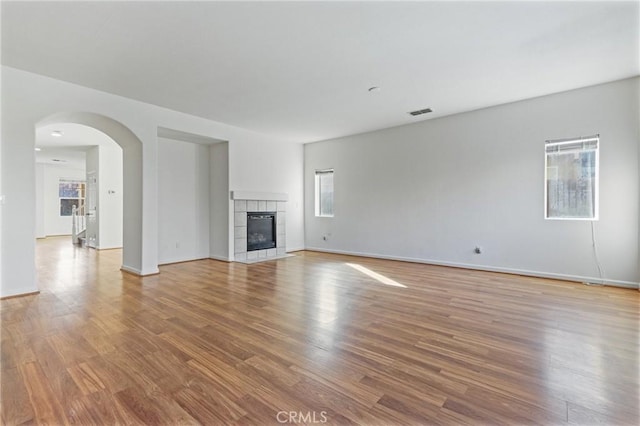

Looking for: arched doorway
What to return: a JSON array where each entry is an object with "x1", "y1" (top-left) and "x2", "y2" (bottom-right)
[{"x1": 36, "y1": 112, "x2": 145, "y2": 274}]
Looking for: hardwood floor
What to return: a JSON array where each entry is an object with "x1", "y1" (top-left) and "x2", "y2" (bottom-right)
[{"x1": 1, "y1": 236, "x2": 638, "y2": 425}]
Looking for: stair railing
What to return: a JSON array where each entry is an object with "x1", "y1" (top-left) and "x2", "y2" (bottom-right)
[{"x1": 71, "y1": 204, "x2": 86, "y2": 244}]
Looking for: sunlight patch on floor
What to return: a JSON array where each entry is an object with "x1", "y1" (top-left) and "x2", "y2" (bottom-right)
[{"x1": 346, "y1": 263, "x2": 407, "y2": 288}]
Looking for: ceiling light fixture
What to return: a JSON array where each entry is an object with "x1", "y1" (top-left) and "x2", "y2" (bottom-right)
[
  {"x1": 51, "y1": 130, "x2": 63, "y2": 137},
  {"x1": 35, "y1": 147, "x2": 41, "y2": 151}
]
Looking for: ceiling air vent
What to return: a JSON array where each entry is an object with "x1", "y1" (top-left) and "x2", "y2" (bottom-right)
[{"x1": 409, "y1": 108, "x2": 432, "y2": 116}]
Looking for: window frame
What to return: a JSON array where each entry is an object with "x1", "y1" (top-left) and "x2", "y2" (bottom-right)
[
  {"x1": 314, "y1": 169, "x2": 334, "y2": 218},
  {"x1": 544, "y1": 136, "x2": 599, "y2": 221},
  {"x1": 59, "y1": 178, "x2": 86, "y2": 217}
]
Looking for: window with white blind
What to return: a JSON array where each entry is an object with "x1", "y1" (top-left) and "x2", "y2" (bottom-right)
[
  {"x1": 545, "y1": 136, "x2": 599, "y2": 220},
  {"x1": 315, "y1": 169, "x2": 334, "y2": 217}
]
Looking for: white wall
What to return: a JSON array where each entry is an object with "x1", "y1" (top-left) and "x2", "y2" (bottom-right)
[
  {"x1": 158, "y1": 137, "x2": 210, "y2": 264},
  {"x1": 305, "y1": 77, "x2": 639, "y2": 287},
  {"x1": 35, "y1": 164, "x2": 45, "y2": 238},
  {"x1": 86, "y1": 142, "x2": 123, "y2": 249},
  {"x1": 210, "y1": 142, "x2": 230, "y2": 260},
  {"x1": 86, "y1": 146, "x2": 99, "y2": 246},
  {"x1": 37, "y1": 164, "x2": 85, "y2": 237},
  {"x1": 0, "y1": 63, "x2": 3, "y2": 296},
  {"x1": 230, "y1": 138, "x2": 305, "y2": 252},
  {"x1": 1, "y1": 66, "x2": 304, "y2": 297},
  {"x1": 98, "y1": 142, "x2": 123, "y2": 249}
]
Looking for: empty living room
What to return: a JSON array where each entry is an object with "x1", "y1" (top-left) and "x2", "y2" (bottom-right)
[{"x1": 1, "y1": 1, "x2": 638, "y2": 425}]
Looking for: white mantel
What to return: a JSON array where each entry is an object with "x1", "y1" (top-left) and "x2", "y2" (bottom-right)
[{"x1": 231, "y1": 191, "x2": 288, "y2": 201}]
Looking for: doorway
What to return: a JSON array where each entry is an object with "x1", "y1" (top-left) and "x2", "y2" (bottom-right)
[
  {"x1": 35, "y1": 112, "x2": 146, "y2": 275},
  {"x1": 35, "y1": 123, "x2": 123, "y2": 251}
]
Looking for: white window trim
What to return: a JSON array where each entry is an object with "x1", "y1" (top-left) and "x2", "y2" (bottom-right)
[
  {"x1": 59, "y1": 178, "x2": 86, "y2": 217},
  {"x1": 315, "y1": 169, "x2": 334, "y2": 218},
  {"x1": 544, "y1": 136, "x2": 599, "y2": 221}
]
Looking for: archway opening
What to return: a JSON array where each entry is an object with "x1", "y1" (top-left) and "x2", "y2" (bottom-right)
[{"x1": 36, "y1": 112, "x2": 144, "y2": 274}]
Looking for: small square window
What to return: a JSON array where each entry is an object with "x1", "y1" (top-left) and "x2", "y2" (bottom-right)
[
  {"x1": 315, "y1": 169, "x2": 334, "y2": 217},
  {"x1": 59, "y1": 179, "x2": 85, "y2": 217}
]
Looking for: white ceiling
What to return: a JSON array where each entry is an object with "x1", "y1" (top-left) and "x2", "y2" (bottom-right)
[
  {"x1": 3, "y1": 1, "x2": 639, "y2": 143},
  {"x1": 36, "y1": 123, "x2": 117, "y2": 168},
  {"x1": 35, "y1": 148, "x2": 87, "y2": 170}
]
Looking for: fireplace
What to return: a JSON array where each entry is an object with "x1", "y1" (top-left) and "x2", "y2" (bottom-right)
[
  {"x1": 232, "y1": 192, "x2": 287, "y2": 263},
  {"x1": 246, "y1": 212, "x2": 276, "y2": 251}
]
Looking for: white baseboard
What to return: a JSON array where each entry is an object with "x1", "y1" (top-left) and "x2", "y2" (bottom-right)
[
  {"x1": 120, "y1": 264, "x2": 159, "y2": 276},
  {"x1": 158, "y1": 256, "x2": 209, "y2": 266},
  {"x1": 0, "y1": 288, "x2": 40, "y2": 299},
  {"x1": 209, "y1": 255, "x2": 231, "y2": 262},
  {"x1": 120, "y1": 265, "x2": 140, "y2": 275},
  {"x1": 305, "y1": 247, "x2": 639, "y2": 289},
  {"x1": 287, "y1": 246, "x2": 306, "y2": 253}
]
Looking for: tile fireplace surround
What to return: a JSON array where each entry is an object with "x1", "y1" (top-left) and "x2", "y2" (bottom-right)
[{"x1": 232, "y1": 191, "x2": 288, "y2": 263}]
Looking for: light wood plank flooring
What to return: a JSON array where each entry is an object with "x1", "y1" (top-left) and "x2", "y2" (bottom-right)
[{"x1": 1, "y1": 236, "x2": 638, "y2": 425}]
